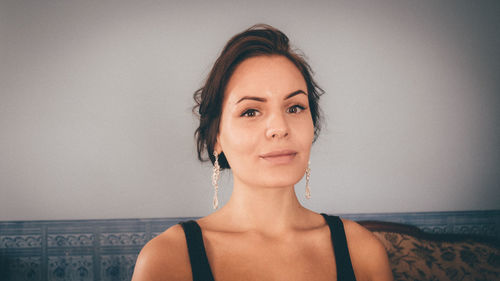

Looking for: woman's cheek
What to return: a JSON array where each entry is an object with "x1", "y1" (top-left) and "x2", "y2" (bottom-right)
[
  {"x1": 292, "y1": 116, "x2": 314, "y2": 140},
  {"x1": 233, "y1": 127, "x2": 259, "y2": 153},
  {"x1": 222, "y1": 119, "x2": 259, "y2": 153}
]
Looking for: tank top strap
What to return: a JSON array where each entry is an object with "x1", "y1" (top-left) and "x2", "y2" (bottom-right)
[
  {"x1": 179, "y1": 220, "x2": 215, "y2": 281},
  {"x1": 180, "y1": 216, "x2": 355, "y2": 281},
  {"x1": 320, "y1": 213, "x2": 357, "y2": 281}
]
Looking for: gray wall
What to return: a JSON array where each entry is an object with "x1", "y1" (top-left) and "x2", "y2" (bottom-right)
[{"x1": 1, "y1": 0, "x2": 499, "y2": 221}]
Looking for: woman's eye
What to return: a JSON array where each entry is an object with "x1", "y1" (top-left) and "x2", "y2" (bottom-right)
[
  {"x1": 287, "y1": 105, "x2": 306, "y2": 114},
  {"x1": 241, "y1": 109, "x2": 259, "y2": 117}
]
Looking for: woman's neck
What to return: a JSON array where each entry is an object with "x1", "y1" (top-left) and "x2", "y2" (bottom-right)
[{"x1": 213, "y1": 175, "x2": 312, "y2": 236}]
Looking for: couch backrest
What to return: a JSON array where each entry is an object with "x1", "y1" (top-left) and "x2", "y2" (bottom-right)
[{"x1": 359, "y1": 221, "x2": 500, "y2": 281}]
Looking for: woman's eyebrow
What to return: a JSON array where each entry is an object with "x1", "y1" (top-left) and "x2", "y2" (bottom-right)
[
  {"x1": 236, "y1": 96, "x2": 266, "y2": 104},
  {"x1": 284, "y1": 90, "x2": 307, "y2": 100},
  {"x1": 235, "y1": 90, "x2": 307, "y2": 104}
]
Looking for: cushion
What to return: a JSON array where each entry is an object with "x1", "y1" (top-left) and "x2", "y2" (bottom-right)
[{"x1": 372, "y1": 231, "x2": 500, "y2": 281}]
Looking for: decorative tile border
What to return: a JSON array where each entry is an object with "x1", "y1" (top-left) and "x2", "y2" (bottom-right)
[
  {"x1": 338, "y1": 209, "x2": 500, "y2": 238},
  {"x1": 100, "y1": 233, "x2": 146, "y2": 246},
  {"x1": 47, "y1": 234, "x2": 94, "y2": 247},
  {"x1": 0, "y1": 210, "x2": 498, "y2": 281},
  {"x1": 1, "y1": 235, "x2": 42, "y2": 248}
]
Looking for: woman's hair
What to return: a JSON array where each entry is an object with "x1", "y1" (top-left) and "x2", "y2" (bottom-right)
[{"x1": 193, "y1": 24, "x2": 324, "y2": 169}]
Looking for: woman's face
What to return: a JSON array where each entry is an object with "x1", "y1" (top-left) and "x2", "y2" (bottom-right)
[{"x1": 216, "y1": 55, "x2": 315, "y2": 188}]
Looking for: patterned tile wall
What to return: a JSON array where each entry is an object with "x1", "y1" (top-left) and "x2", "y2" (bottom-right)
[{"x1": 0, "y1": 210, "x2": 498, "y2": 281}]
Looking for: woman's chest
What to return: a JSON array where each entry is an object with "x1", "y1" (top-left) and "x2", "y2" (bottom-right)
[{"x1": 202, "y1": 229, "x2": 337, "y2": 281}]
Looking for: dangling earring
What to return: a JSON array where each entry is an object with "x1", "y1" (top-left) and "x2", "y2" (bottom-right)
[
  {"x1": 212, "y1": 151, "x2": 221, "y2": 209},
  {"x1": 305, "y1": 161, "x2": 311, "y2": 199}
]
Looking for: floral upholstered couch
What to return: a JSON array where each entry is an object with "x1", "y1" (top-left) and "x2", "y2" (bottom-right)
[{"x1": 358, "y1": 221, "x2": 500, "y2": 281}]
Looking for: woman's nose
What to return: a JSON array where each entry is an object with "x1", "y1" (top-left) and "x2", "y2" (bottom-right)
[{"x1": 265, "y1": 113, "x2": 289, "y2": 139}]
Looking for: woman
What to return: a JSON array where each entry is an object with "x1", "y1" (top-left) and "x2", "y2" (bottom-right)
[{"x1": 132, "y1": 24, "x2": 393, "y2": 281}]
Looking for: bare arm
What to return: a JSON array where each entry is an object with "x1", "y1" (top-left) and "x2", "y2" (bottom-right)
[{"x1": 364, "y1": 235, "x2": 393, "y2": 281}]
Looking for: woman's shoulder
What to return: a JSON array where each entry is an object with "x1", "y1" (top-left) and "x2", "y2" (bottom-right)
[
  {"x1": 340, "y1": 218, "x2": 393, "y2": 281},
  {"x1": 131, "y1": 224, "x2": 191, "y2": 281},
  {"x1": 340, "y1": 218, "x2": 385, "y2": 252}
]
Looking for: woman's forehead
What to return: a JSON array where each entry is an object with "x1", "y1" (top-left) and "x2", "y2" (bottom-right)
[{"x1": 224, "y1": 55, "x2": 307, "y2": 104}]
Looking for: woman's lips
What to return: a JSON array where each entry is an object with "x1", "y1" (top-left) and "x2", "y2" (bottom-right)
[{"x1": 260, "y1": 150, "x2": 297, "y2": 164}]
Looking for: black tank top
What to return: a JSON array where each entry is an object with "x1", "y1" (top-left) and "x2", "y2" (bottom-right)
[{"x1": 179, "y1": 213, "x2": 356, "y2": 281}]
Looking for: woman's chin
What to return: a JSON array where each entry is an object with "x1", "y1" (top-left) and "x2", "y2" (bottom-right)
[{"x1": 256, "y1": 172, "x2": 304, "y2": 189}]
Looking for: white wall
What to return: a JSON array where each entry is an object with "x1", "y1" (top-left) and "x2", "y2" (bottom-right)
[{"x1": 1, "y1": 0, "x2": 499, "y2": 220}]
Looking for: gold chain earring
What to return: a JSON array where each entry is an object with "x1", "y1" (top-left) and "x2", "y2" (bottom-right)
[
  {"x1": 305, "y1": 161, "x2": 311, "y2": 199},
  {"x1": 212, "y1": 151, "x2": 221, "y2": 209}
]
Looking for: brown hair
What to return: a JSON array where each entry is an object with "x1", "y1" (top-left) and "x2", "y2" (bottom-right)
[{"x1": 193, "y1": 24, "x2": 324, "y2": 169}]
